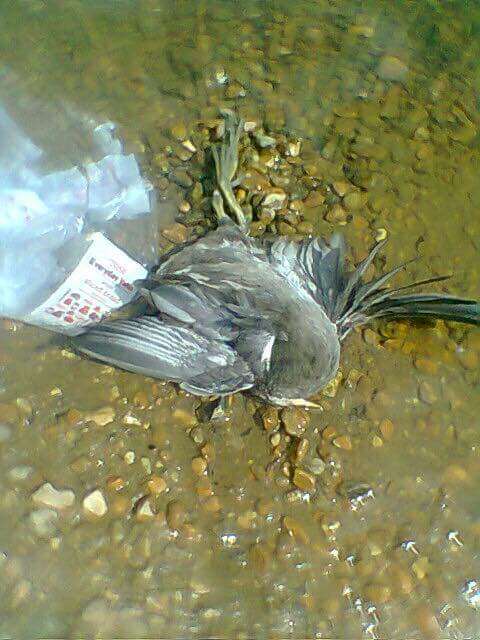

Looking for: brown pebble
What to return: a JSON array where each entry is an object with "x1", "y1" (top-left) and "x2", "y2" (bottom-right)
[
  {"x1": 332, "y1": 181, "x2": 351, "y2": 197},
  {"x1": 379, "y1": 418, "x2": 394, "y2": 440},
  {"x1": 294, "y1": 438, "x2": 309, "y2": 463},
  {"x1": 333, "y1": 435, "x2": 352, "y2": 450},
  {"x1": 293, "y1": 468, "x2": 316, "y2": 493},
  {"x1": 260, "y1": 406, "x2": 279, "y2": 431},
  {"x1": 191, "y1": 457, "x2": 207, "y2": 476},
  {"x1": 106, "y1": 476, "x2": 125, "y2": 492},
  {"x1": 166, "y1": 500, "x2": 187, "y2": 530},
  {"x1": 147, "y1": 476, "x2": 167, "y2": 494},
  {"x1": 201, "y1": 442, "x2": 215, "y2": 464},
  {"x1": 196, "y1": 477, "x2": 213, "y2": 498},
  {"x1": 322, "y1": 425, "x2": 337, "y2": 440},
  {"x1": 83, "y1": 406, "x2": 115, "y2": 426},
  {"x1": 324, "y1": 204, "x2": 348, "y2": 224},
  {"x1": 161, "y1": 223, "x2": 189, "y2": 244},
  {"x1": 281, "y1": 407, "x2": 309, "y2": 437},
  {"x1": 303, "y1": 191, "x2": 325, "y2": 208}
]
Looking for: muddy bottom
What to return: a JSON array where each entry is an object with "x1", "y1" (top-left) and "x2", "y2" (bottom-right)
[{"x1": 0, "y1": 0, "x2": 479, "y2": 638}]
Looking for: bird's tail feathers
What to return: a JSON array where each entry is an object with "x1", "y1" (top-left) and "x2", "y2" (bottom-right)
[{"x1": 313, "y1": 236, "x2": 479, "y2": 337}]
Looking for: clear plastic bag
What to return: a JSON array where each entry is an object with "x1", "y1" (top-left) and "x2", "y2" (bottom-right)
[{"x1": 0, "y1": 105, "x2": 160, "y2": 334}]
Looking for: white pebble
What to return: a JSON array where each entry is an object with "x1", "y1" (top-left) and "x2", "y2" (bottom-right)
[
  {"x1": 83, "y1": 489, "x2": 108, "y2": 517},
  {"x1": 32, "y1": 482, "x2": 75, "y2": 509}
]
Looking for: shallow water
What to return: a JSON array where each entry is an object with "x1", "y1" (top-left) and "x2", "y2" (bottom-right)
[{"x1": 1, "y1": 0, "x2": 480, "y2": 637}]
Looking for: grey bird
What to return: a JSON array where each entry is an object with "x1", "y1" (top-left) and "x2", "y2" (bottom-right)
[{"x1": 74, "y1": 114, "x2": 480, "y2": 406}]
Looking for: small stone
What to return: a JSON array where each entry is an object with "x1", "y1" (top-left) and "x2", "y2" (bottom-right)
[
  {"x1": 303, "y1": 191, "x2": 325, "y2": 208},
  {"x1": 253, "y1": 131, "x2": 276, "y2": 148},
  {"x1": 377, "y1": 55, "x2": 409, "y2": 81},
  {"x1": 418, "y1": 381, "x2": 437, "y2": 404},
  {"x1": 84, "y1": 406, "x2": 115, "y2": 426},
  {"x1": 281, "y1": 407, "x2": 309, "y2": 437},
  {"x1": 286, "y1": 141, "x2": 301, "y2": 157},
  {"x1": 261, "y1": 406, "x2": 279, "y2": 431},
  {"x1": 262, "y1": 189, "x2": 286, "y2": 208},
  {"x1": 270, "y1": 432, "x2": 281, "y2": 447},
  {"x1": 191, "y1": 457, "x2": 207, "y2": 476},
  {"x1": 190, "y1": 426, "x2": 204, "y2": 445},
  {"x1": 372, "y1": 435, "x2": 383, "y2": 447},
  {"x1": 309, "y1": 457, "x2": 326, "y2": 475},
  {"x1": 324, "y1": 204, "x2": 348, "y2": 224},
  {"x1": 181, "y1": 139, "x2": 196, "y2": 153},
  {"x1": 147, "y1": 475, "x2": 167, "y2": 494},
  {"x1": 293, "y1": 468, "x2": 316, "y2": 493},
  {"x1": 294, "y1": 438, "x2": 309, "y2": 463},
  {"x1": 29, "y1": 509, "x2": 58, "y2": 538},
  {"x1": 124, "y1": 451, "x2": 135, "y2": 465},
  {"x1": 225, "y1": 82, "x2": 246, "y2": 99},
  {"x1": 32, "y1": 482, "x2": 75, "y2": 510},
  {"x1": 161, "y1": 223, "x2": 188, "y2": 244},
  {"x1": 83, "y1": 489, "x2": 108, "y2": 517},
  {"x1": 333, "y1": 435, "x2": 353, "y2": 450},
  {"x1": 379, "y1": 418, "x2": 394, "y2": 440},
  {"x1": 322, "y1": 370, "x2": 343, "y2": 397},
  {"x1": 9, "y1": 465, "x2": 33, "y2": 481},
  {"x1": 136, "y1": 496, "x2": 155, "y2": 521},
  {"x1": 331, "y1": 181, "x2": 351, "y2": 197},
  {"x1": 178, "y1": 200, "x2": 191, "y2": 214},
  {"x1": 170, "y1": 168, "x2": 193, "y2": 188},
  {"x1": 170, "y1": 122, "x2": 187, "y2": 141},
  {"x1": 343, "y1": 191, "x2": 367, "y2": 211},
  {"x1": 123, "y1": 412, "x2": 142, "y2": 426},
  {"x1": 166, "y1": 500, "x2": 187, "y2": 530}
]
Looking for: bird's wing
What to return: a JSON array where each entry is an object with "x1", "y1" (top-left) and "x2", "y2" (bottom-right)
[
  {"x1": 264, "y1": 234, "x2": 348, "y2": 317},
  {"x1": 73, "y1": 316, "x2": 255, "y2": 395}
]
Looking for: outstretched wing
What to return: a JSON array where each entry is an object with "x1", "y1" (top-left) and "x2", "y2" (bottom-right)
[{"x1": 73, "y1": 316, "x2": 255, "y2": 395}]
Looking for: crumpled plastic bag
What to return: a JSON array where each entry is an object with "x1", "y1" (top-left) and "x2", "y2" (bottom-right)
[{"x1": 0, "y1": 105, "x2": 158, "y2": 330}]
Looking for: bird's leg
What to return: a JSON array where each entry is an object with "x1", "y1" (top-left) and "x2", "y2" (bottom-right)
[
  {"x1": 211, "y1": 188, "x2": 228, "y2": 223},
  {"x1": 212, "y1": 111, "x2": 248, "y2": 231}
]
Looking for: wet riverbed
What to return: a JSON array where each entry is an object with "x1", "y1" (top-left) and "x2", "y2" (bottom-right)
[{"x1": 1, "y1": 0, "x2": 479, "y2": 637}]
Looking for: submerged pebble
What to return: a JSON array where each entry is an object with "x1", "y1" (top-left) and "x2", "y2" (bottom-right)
[
  {"x1": 32, "y1": 482, "x2": 75, "y2": 510},
  {"x1": 83, "y1": 489, "x2": 108, "y2": 517}
]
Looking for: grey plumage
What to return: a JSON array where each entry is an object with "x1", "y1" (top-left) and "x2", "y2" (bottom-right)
[{"x1": 73, "y1": 113, "x2": 480, "y2": 406}]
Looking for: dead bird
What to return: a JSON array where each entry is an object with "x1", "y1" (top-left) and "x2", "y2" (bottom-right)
[{"x1": 73, "y1": 113, "x2": 480, "y2": 407}]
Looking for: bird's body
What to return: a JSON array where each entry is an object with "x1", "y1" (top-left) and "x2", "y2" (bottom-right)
[{"x1": 74, "y1": 114, "x2": 480, "y2": 406}]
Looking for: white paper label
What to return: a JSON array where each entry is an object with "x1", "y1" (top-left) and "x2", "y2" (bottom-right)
[{"x1": 27, "y1": 233, "x2": 147, "y2": 335}]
